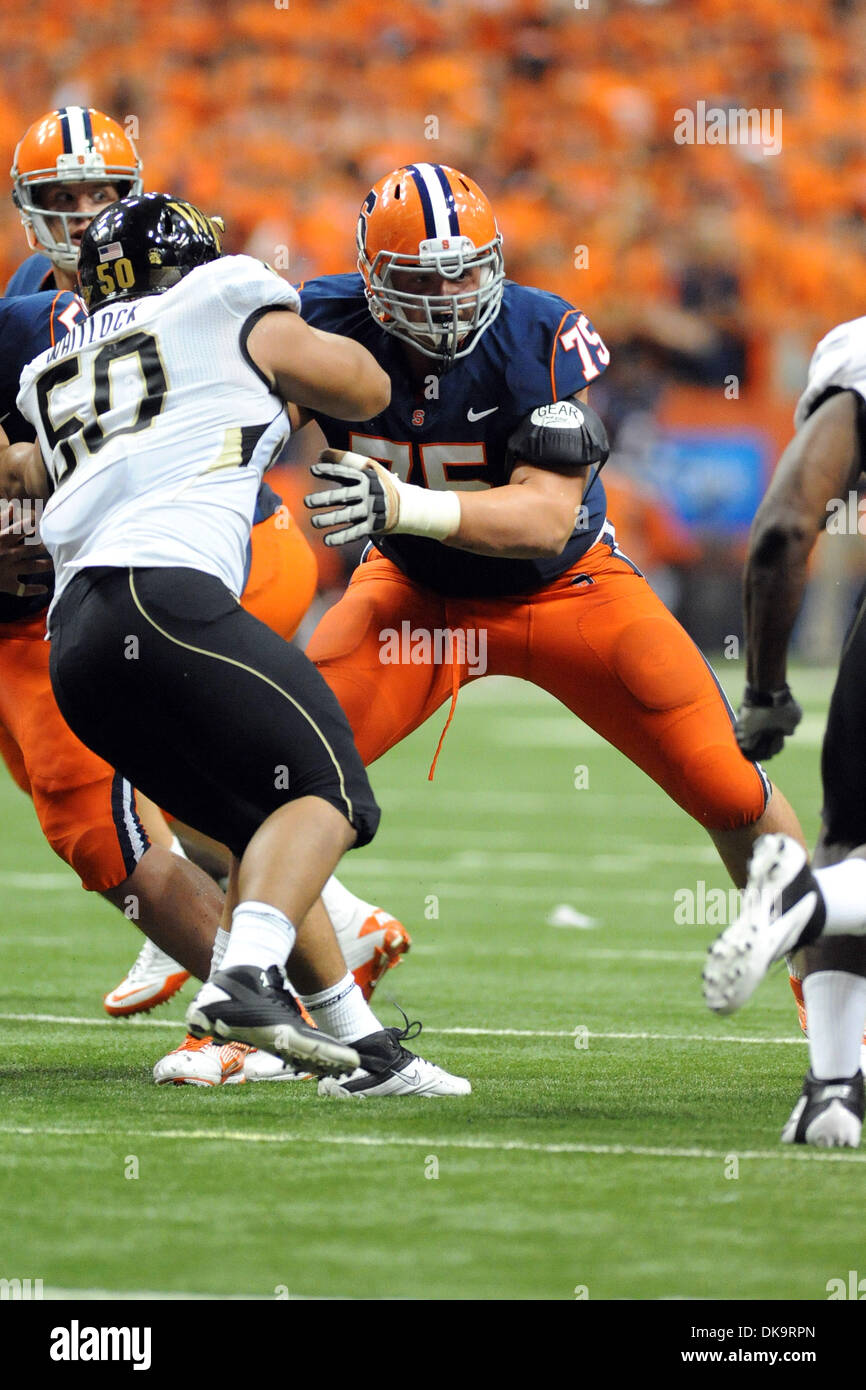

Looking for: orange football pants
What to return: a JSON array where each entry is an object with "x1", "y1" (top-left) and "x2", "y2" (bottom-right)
[
  {"x1": 307, "y1": 542, "x2": 769, "y2": 830},
  {"x1": 0, "y1": 607, "x2": 143, "y2": 892},
  {"x1": 0, "y1": 509, "x2": 318, "y2": 891},
  {"x1": 241, "y1": 506, "x2": 318, "y2": 641}
]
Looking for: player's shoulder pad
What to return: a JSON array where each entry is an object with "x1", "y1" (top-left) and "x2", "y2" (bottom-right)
[
  {"x1": 298, "y1": 273, "x2": 368, "y2": 328},
  {"x1": 0, "y1": 290, "x2": 80, "y2": 357},
  {"x1": 5, "y1": 251, "x2": 53, "y2": 296},
  {"x1": 794, "y1": 316, "x2": 866, "y2": 429},
  {"x1": 505, "y1": 396, "x2": 610, "y2": 477},
  {"x1": 195, "y1": 254, "x2": 300, "y2": 319}
]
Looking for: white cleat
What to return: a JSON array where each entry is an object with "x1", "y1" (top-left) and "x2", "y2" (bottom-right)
[
  {"x1": 703, "y1": 835, "x2": 826, "y2": 1016},
  {"x1": 242, "y1": 1050, "x2": 312, "y2": 1082},
  {"x1": 104, "y1": 938, "x2": 190, "y2": 1017},
  {"x1": 781, "y1": 1071, "x2": 864, "y2": 1147},
  {"x1": 153, "y1": 1033, "x2": 250, "y2": 1086},
  {"x1": 318, "y1": 1024, "x2": 471, "y2": 1099}
]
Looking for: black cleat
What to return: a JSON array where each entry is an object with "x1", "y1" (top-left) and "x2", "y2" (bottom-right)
[
  {"x1": 186, "y1": 965, "x2": 359, "y2": 1079},
  {"x1": 781, "y1": 1069, "x2": 864, "y2": 1147},
  {"x1": 318, "y1": 1019, "x2": 471, "y2": 1098}
]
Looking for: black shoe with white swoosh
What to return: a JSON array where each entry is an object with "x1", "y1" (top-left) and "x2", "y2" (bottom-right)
[
  {"x1": 186, "y1": 965, "x2": 359, "y2": 1079},
  {"x1": 781, "y1": 1070, "x2": 864, "y2": 1147},
  {"x1": 318, "y1": 1018, "x2": 471, "y2": 1098}
]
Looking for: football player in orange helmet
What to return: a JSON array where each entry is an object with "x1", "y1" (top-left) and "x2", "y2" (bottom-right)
[
  {"x1": 357, "y1": 165, "x2": 505, "y2": 368},
  {"x1": 296, "y1": 165, "x2": 812, "y2": 1106},
  {"x1": 10, "y1": 107, "x2": 142, "y2": 291}
]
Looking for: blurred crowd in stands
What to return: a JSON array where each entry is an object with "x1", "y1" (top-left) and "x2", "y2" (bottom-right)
[{"x1": 2, "y1": 0, "x2": 866, "y2": 652}]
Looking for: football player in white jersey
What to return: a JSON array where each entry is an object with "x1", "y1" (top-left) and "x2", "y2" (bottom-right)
[
  {"x1": 2, "y1": 107, "x2": 413, "y2": 1081},
  {"x1": 10, "y1": 193, "x2": 469, "y2": 1096},
  {"x1": 704, "y1": 316, "x2": 866, "y2": 1145}
]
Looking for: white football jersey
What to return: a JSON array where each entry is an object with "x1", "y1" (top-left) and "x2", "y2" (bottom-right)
[
  {"x1": 17, "y1": 255, "x2": 299, "y2": 627},
  {"x1": 795, "y1": 316, "x2": 866, "y2": 428}
]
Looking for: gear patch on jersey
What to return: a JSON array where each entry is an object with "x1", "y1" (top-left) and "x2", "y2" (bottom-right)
[{"x1": 505, "y1": 396, "x2": 609, "y2": 478}]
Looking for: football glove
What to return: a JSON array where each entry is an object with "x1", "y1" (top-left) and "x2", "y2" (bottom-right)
[
  {"x1": 735, "y1": 684, "x2": 803, "y2": 761},
  {"x1": 305, "y1": 449, "x2": 460, "y2": 547}
]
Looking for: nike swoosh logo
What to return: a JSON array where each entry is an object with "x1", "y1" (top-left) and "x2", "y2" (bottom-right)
[
  {"x1": 110, "y1": 968, "x2": 190, "y2": 1004},
  {"x1": 467, "y1": 406, "x2": 498, "y2": 422}
]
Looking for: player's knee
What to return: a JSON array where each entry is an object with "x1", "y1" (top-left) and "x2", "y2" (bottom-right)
[
  {"x1": 676, "y1": 744, "x2": 768, "y2": 830},
  {"x1": 44, "y1": 818, "x2": 129, "y2": 892},
  {"x1": 611, "y1": 616, "x2": 708, "y2": 711},
  {"x1": 34, "y1": 782, "x2": 135, "y2": 892}
]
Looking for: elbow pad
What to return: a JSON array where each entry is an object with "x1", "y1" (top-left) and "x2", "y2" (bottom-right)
[{"x1": 505, "y1": 397, "x2": 610, "y2": 478}]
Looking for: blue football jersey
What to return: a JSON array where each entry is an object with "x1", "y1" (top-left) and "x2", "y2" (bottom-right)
[
  {"x1": 299, "y1": 273, "x2": 610, "y2": 596},
  {"x1": 5, "y1": 252, "x2": 56, "y2": 296},
  {"x1": 0, "y1": 291, "x2": 86, "y2": 442},
  {"x1": 0, "y1": 290, "x2": 86, "y2": 622}
]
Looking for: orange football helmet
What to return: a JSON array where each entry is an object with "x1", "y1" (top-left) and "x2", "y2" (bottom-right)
[
  {"x1": 357, "y1": 163, "x2": 505, "y2": 366},
  {"x1": 11, "y1": 107, "x2": 142, "y2": 272}
]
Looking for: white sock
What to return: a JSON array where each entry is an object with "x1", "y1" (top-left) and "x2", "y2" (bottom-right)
[
  {"x1": 219, "y1": 901, "x2": 296, "y2": 974},
  {"x1": 169, "y1": 834, "x2": 188, "y2": 860},
  {"x1": 299, "y1": 972, "x2": 381, "y2": 1041},
  {"x1": 321, "y1": 876, "x2": 376, "y2": 936},
  {"x1": 804, "y1": 971, "x2": 866, "y2": 1079},
  {"x1": 209, "y1": 927, "x2": 231, "y2": 977},
  {"x1": 813, "y1": 859, "x2": 866, "y2": 935}
]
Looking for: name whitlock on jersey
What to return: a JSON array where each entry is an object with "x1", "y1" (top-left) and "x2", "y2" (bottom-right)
[{"x1": 17, "y1": 255, "x2": 298, "y2": 629}]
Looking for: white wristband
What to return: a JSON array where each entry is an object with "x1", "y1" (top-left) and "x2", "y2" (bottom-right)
[{"x1": 392, "y1": 482, "x2": 461, "y2": 540}]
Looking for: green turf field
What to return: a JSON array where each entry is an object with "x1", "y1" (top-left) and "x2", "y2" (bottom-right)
[{"x1": 0, "y1": 659, "x2": 860, "y2": 1301}]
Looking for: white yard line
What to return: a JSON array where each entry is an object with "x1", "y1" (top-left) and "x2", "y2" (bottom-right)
[
  {"x1": 40, "y1": 1286, "x2": 284, "y2": 1301},
  {"x1": 0, "y1": 1009, "x2": 806, "y2": 1045},
  {"x1": 407, "y1": 944, "x2": 706, "y2": 960},
  {"x1": 0, "y1": 1121, "x2": 857, "y2": 1163},
  {"x1": 0, "y1": 872, "x2": 76, "y2": 889}
]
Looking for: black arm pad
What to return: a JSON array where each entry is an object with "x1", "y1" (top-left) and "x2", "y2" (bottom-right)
[{"x1": 505, "y1": 396, "x2": 610, "y2": 478}]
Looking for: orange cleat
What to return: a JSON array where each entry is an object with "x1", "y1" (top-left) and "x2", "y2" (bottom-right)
[
  {"x1": 345, "y1": 912, "x2": 412, "y2": 1001},
  {"x1": 152, "y1": 1033, "x2": 251, "y2": 1086}
]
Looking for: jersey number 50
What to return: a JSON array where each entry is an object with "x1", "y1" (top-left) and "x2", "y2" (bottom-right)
[{"x1": 35, "y1": 331, "x2": 168, "y2": 484}]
